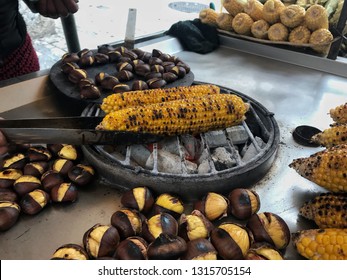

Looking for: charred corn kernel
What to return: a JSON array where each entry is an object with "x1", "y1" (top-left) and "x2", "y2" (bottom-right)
[
  {"x1": 309, "y1": 28, "x2": 333, "y2": 54},
  {"x1": 289, "y1": 25, "x2": 311, "y2": 44},
  {"x1": 289, "y1": 144, "x2": 347, "y2": 193},
  {"x1": 199, "y1": 8, "x2": 218, "y2": 26},
  {"x1": 98, "y1": 94, "x2": 249, "y2": 136},
  {"x1": 216, "y1": 12, "x2": 234, "y2": 31},
  {"x1": 262, "y1": 0, "x2": 285, "y2": 24},
  {"x1": 268, "y1": 23, "x2": 289, "y2": 41},
  {"x1": 311, "y1": 124, "x2": 347, "y2": 147},
  {"x1": 292, "y1": 228, "x2": 347, "y2": 260},
  {"x1": 100, "y1": 84, "x2": 220, "y2": 114},
  {"x1": 330, "y1": 103, "x2": 347, "y2": 124},
  {"x1": 232, "y1": 12, "x2": 254, "y2": 35},
  {"x1": 243, "y1": 0, "x2": 264, "y2": 21},
  {"x1": 251, "y1": 19, "x2": 270, "y2": 39},
  {"x1": 222, "y1": 0, "x2": 244, "y2": 16},
  {"x1": 305, "y1": 4, "x2": 329, "y2": 31},
  {"x1": 280, "y1": 4, "x2": 306, "y2": 28},
  {"x1": 299, "y1": 192, "x2": 347, "y2": 229}
]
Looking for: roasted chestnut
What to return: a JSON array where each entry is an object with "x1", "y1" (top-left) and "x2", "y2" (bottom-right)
[
  {"x1": 162, "y1": 72, "x2": 178, "y2": 83},
  {"x1": 228, "y1": 188, "x2": 261, "y2": 220},
  {"x1": 110, "y1": 208, "x2": 143, "y2": 239},
  {"x1": 13, "y1": 175, "x2": 42, "y2": 196},
  {"x1": 107, "y1": 50, "x2": 122, "y2": 63},
  {"x1": 116, "y1": 62, "x2": 133, "y2": 72},
  {"x1": 68, "y1": 164, "x2": 95, "y2": 186},
  {"x1": 147, "y1": 77, "x2": 166, "y2": 89},
  {"x1": 147, "y1": 233, "x2": 187, "y2": 260},
  {"x1": 23, "y1": 161, "x2": 49, "y2": 178},
  {"x1": 0, "y1": 201, "x2": 21, "y2": 231},
  {"x1": 93, "y1": 53, "x2": 109, "y2": 65},
  {"x1": 83, "y1": 223, "x2": 120, "y2": 259},
  {"x1": 142, "y1": 212, "x2": 178, "y2": 243},
  {"x1": 181, "y1": 238, "x2": 217, "y2": 260},
  {"x1": 98, "y1": 44, "x2": 115, "y2": 54},
  {"x1": 134, "y1": 64, "x2": 151, "y2": 77},
  {"x1": 68, "y1": 68, "x2": 87, "y2": 84},
  {"x1": 117, "y1": 70, "x2": 134, "y2": 82},
  {"x1": 178, "y1": 209, "x2": 214, "y2": 241},
  {"x1": 120, "y1": 186, "x2": 155, "y2": 213},
  {"x1": 26, "y1": 146, "x2": 52, "y2": 162},
  {"x1": 246, "y1": 212, "x2": 291, "y2": 250},
  {"x1": 61, "y1": 52, "x2": 79, "y2": 63},
  {"x1": 1, "y1": 153, "x2": 27, "y2": 169},
  {"x1": 112, "y1": 83, "x2": 131, "y2": 93},
  {"x1": 176, "y1": 61, "x2": 191, "y2": 73},
  {"x1": 61, "y1": 62, "x2": 79, "y2": 74},
  {"x1": 151, "y1": 49, "x2": 162, "y2": 58},
  {"x1": 152, "y1": 193, "x2": 184, "y2": 219},
  {"x1": 78, "y1": 78, "x2": 94, "y2": 90},
  {"x1": 210, "y1": 222, "x2": 253, "y2": 260},
  {"x1": 78, "y1": 55, "x2": 95, "y2": 67},
  {"x1": 132, "y1": 80, "x2": 148, "y2": 91},
  {"x1": 47, "y1": 144, "x2": 65, "y2": 155},
  {"x1": 78, "y1": 48, "x2": 93, "y2": 58},
  {"x1": 57, "y1": 145, "x2": 79, "y2": 161},
  {"x1": 80, "y1": 84, "x2": 101, "y2": 99},
  {"x1": 20, "y1": 189, "x2": 50, "y2": 215},
  {"x1": 52, "y1": 158, "x2": 74, "y2": 176},
  {"x1": 144, "y1": 71, "x2": 162, "y2": 81},
  {"x1": 100, "y1": 75, "x2": 120, "y2": 91},
  {"x1": 41, "y1": 170, "x2": 64, "y2": 192},
  {"x1": 51, "y1": 243, "x2": 89, "y2": 260},
  {"x1": 194, "y1": 192, "x2": 229, "y2": 221},
  {"x1": 0, "y1": 188, "x2": 18, "y2": 202},
  {"x1": 244, "y1": 242, "x2": 284, "y2": 260},
  {"x1": 0, "y1": 169, "x2": 23, "y2": 189},
  {"x1": 114, "y1": 236, "x2": 148, "y2": 260},
  {"x1": 169, "y1": 66, "x2": 186, "y2": 78},
  {"x1": 151, "y1": 64, "x2": 164, "y2": 74},
  {"x1": 95, "y1": 72, "x2": 110, "y2": 85},
  {"x1": 50, "y1": 182, "x2": 78, "y2": 203}
]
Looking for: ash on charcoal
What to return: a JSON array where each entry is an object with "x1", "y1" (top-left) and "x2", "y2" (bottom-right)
[
  {"x1": 145, "y1": 150, "x2": 197, "y2": 174},
  {"x1": 226, "y1": 126, "x2": 249, "y2": 144},
  {"x1": 161, "y1": 137, "x2": 183, "y2": 156},
  {"x1": 211, "y1": 147, "x2": 237, "y2": 171},
  {"x1": 198, "y1": 159, "x2": 212, "y2": 174},
  {"x1": 241, "y1": 136, "x2": 266, "y2": 162},
  {"x1": 204, "y1": 130, "x2": 228, "y2": 148},
  {"x1": 130, "y1": 144, "x2": 151, "y2": 167}
]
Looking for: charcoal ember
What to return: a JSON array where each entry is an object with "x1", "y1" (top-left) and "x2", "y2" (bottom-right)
[
  {"x1": 226, "y1": 126, "x2": 249, "y2": 144},
  {"x1": 241, "y1": 137, "x2": 265, "y2": 162},
  {"x1": 145, "y1": 150, "x2": 197, "y2": 174},
  {"x1": 129, "y1": 145, "x2": 151, "y2": 167},
  {"x1": 211, "y1": 147, "x2": 237, "y2": 170},
  {"x1": 180, "y1": 135, "x2": 203, "y2": 161}
]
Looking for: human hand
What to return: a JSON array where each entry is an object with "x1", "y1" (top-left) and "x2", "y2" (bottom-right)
[
  {"x1": 0, "y1": 130, "x2": 9, "y2": 156},
  {"x1": 37, "y1": 0, "x2": 79, "y2": 19}
]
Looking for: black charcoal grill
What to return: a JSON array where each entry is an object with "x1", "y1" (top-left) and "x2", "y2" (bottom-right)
[{"x1": 81, "y1": 82, "x2": 280, "y2": 201}]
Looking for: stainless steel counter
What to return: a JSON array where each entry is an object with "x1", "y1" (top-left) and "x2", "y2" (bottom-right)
[{"x1": 1, "y1": 34, "x2": 347, "y2": 260}]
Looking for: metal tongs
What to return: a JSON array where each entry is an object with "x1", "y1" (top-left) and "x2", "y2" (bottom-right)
[{"x1": 0, "y1": 116, "x2": 163, "y2": 146}]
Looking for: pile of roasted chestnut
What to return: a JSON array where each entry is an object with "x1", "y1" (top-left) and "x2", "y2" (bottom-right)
[
  {"x1": 60, "y1": 45, "x2": 191, "y2": 99},
  {"x1": 0, "y1": 144, "x2": 95, "y2": 231},
  {"x1": 51, "y1": 186, "x2": 291, "y2": 260}
]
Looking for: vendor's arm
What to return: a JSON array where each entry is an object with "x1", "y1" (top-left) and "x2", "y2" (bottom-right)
[
  {"x1": 0, "y1": 131, "x2": 9, "y2": 156},
  {"x1": 37, "y1": 0, "x2": 79, "y2": 19}
]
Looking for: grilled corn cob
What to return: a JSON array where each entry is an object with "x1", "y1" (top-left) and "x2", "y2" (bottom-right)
[
  {"x1": 251, "y1": 19, "x2": 269, "y2": 39},
  {"x1": 98, "y1": 94, "x2": 249, "y2": 136},
  {"x1": 299, "y1": 192, "x2": 347, "y2": 229},
  {"x1": 100, "y1": 84, "x2": 220, "y2": 114},
  {"x1": 199, "y1": 8, "x2": 218, "y2": 26},
  {"x1": 222, "y1": 0, "x2": 244, "y2": 16},
  {"x1": 232, "y1": 12, "x2": 254, "y2": 35},
  {"x1": 292, "y1": 228, "x2": 347, "y2": 260},
  {"x1": 280, "y1": 4, "x2": 306, "y2": 28},
  {"x1": 330, "y1": 103, "x2": 347, "y2": 124},
  {"x1": 268, "y1": 23, "x2": 289, "y2": 41},
  {"x1": 311, "y1": 124, "x2": 347, "y2": 147},
  {"x1": 289, "y1": 144, "x2": 347, "y2": 193},
  {"x1": 262, "y1": 0, "x2": 285, "y2": 24},
  {"x1": 289, "y1": 25, "x2": 311, "y2": 44},
  {"x1": 216, "y1": 12, "x2": 234, "y2": 31},
  {"x1": 309, "y1": 28, "x2": 333, "y2": 54},
  {"x1": 305, "y1": 4, "x2": 329, "y2": 31},
  {"x1": 243, "y1": 0, "x2": 264, "y2": 21}
]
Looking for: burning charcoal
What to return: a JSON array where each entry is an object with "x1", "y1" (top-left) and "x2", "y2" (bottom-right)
[
  {"x1": 196, "y1": 149, "x2": 210, "y2": 165},
  {"x1": 130, "y1": 145, "x2": 151, "y2": 167},
  {"x1": 160, "y1": 137, "x2": 181, "y2": 156},
  {"x1": 241, "y1": 137, "x2": 266, "y2": 162},
  {"x1": 198, "y1": 160, "x2": 212, "y2": 174},
  {"x1": 204, "y1": 130, "x2": 228, "y2": 148},
  {"x1": 145, "y1": 150, "x2": 197, "y2": 174},
  {"x1": 226, "y1": 126, "x2": 249, "y2": 144},
  {"x1": 211, "y1": 147, "x2": 237, "y2": 171},
  {"x1": 180, "y1": 135, "x2": 202, "y2": 161}
]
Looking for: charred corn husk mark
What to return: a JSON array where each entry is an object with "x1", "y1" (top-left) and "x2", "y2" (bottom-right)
[
  {"x1": 329, "y1": 103, "x2": 347, "y2": 124},
  {"x1": 299, "y1": 192, "x2": 347, "y2": 229},
  {"x1": 289, "y1": 144, "x2": 347, "y2": 193},
  {"x1": 292, "y1": 228, "x2": 347, "y2": 260},
  {"x1": 98, "y1": 94, "x2": 249, "y2": 136},
  {"x1": 311, "y1": 124, "x2": 347, "y2": 147},
  {"x1": 100, "y1": 84, "x2": 221, "y2": 114}
]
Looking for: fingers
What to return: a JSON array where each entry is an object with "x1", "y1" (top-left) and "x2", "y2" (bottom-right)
[
  {"x1": 37, "y1": 0, "x2": 79, "y2": 19},
  {"x1": 0, "y1": 130, "x2": 9, "y2": 156},
  {"x1": 62, "y1": 0, "x2": 79, "y2": 14}
]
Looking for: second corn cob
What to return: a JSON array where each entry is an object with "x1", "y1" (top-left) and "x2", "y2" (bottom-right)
[
  {"x1": 329, "y1": 102, "x2": 347, "y2": 124},
  {"x1": 299, "y1": 192, "x2": 347, "y2": 229},
  {"x1": 311, "y1": 124, "x2": 347, "y2": 147},
  {"x1": 292, "y1": 228, "x2": 347, "y2": 260},
  {"x1": 100, "y1": 84, "x2": 220, "y2": 114},
  {"x1": 98, "y1": 94, "x2": 249, "y2": 136},
  {"x1": 289, "y1": 144, "x2": 347, "y2": 193}
]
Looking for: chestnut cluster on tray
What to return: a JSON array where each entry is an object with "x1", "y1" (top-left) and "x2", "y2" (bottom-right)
[
  {"x1": 60, "y1": 45, "x2": 191, "y2": 99},
  {"x1": 0, "y1": 144, "x2": 95, "y2": 232},
  {"x1": 51, "y1": 186, "x2": 291, "y2": 260}
]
